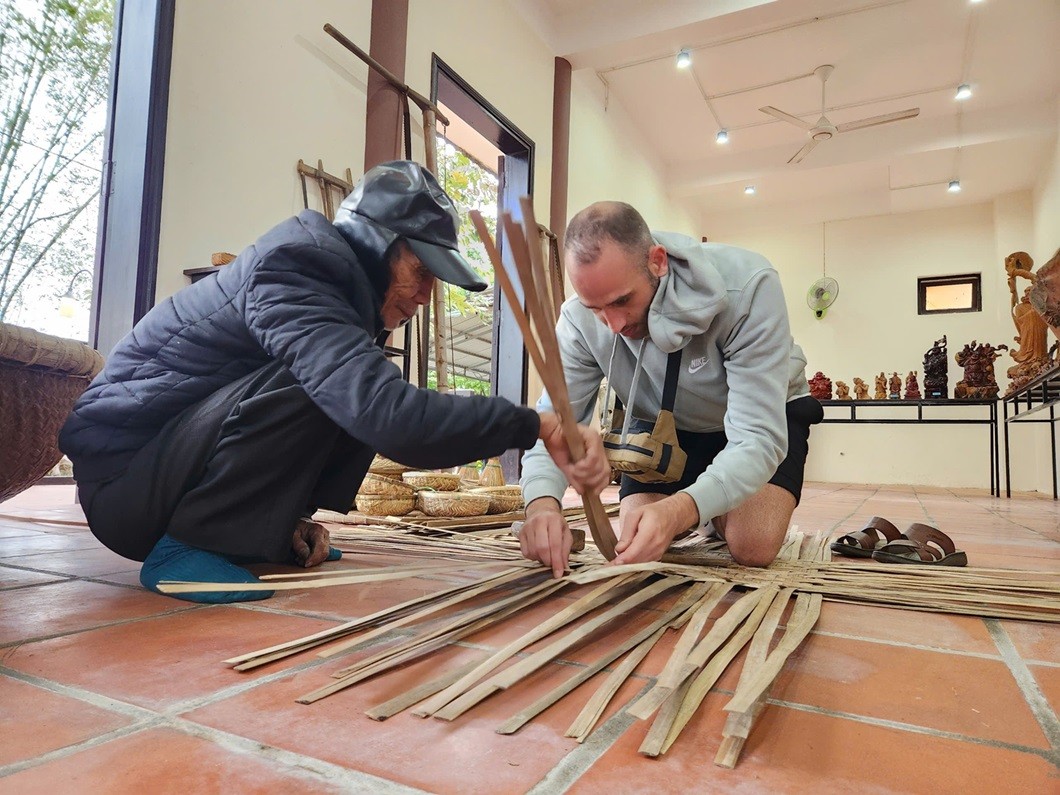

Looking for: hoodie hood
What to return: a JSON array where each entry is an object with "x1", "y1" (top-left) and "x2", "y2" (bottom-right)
[
  {"x1": 332, "y1": 210, "x2": 394, "y2": 304},
  {"x1": 647, "y1": 231, "x2": 729, "y2": 353}
]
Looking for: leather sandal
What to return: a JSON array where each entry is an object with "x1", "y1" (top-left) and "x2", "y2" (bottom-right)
[
  {"x1": 871, "y1": 523, "x2": 968, "y2": 567},
  {"x1": 830, "y1": 516, "x2": 902, "y2": 558}
]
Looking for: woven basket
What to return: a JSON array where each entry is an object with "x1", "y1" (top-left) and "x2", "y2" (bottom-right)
[
  {"x1": 478, "y1": 457, "x2": 506, "y2": 487},
  {"x1": 355, "y1": 494, "x2": 416, "y2": 516},
  {"x1": 0, "y1": 322, "x2": 104, "y2": 503},
  {"x1": 402, "y1": 471, "x2": 460, "y2": 491},
  {"x1": 358, "y1": 472, "x2": 415, "y2": 497},
  {"x1": 417, "y1": 490, "x2": 491, "y2": 518},
  {"x1": 369, "y1": 454, "x2": 414, "y2": 476},
  {"x1": 471, "y1": 485, "x2": 524, "y2": 514}
]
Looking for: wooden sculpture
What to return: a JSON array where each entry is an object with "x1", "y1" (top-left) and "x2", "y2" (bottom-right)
[
  {"x1": 1029, "y1": 248, "x2": 1060, "y2": 337},
  {"x1": 954, "y1": 340, "x2": 1008, "y2": 399},
  {"x1": 874, "y1": 372, "x2": 886, "y2": 400},
  {"x1": 1003, "y1": 251, "x2": 1053, "y2": 393},
  {"x1": 888, "y1": 372, "x2": 902, "y2": 400},
  {"x1": 852, "y1": 377, "x2": 869, "y2": 400},
  {"x1": 807, "y1": 371, "x2": 832, "y2": 401},
  {"x1": 834, "y1": 380, "x2": 850, "y2": 400},
  {"x1": 923, "y1": 336, "x2": 948, "y2": 399},
  {"x1": 903, "y1": 371, "x2": 921, "y2": 400}
]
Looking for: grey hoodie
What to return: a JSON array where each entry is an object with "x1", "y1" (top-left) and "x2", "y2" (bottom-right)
[{"x1": 520, "y1": 231, "x2": 809, "y2": 527}]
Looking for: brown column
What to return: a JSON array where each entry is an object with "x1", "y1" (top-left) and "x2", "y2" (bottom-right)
[
  {"x1": 363, "y1": 0, "x2": 409, "y2": 172},
  {"x1": 549, "y1": 57, "x2": 572, "y2": 243}
]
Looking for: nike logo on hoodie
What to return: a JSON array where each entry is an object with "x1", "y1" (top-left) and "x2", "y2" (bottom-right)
[{"x1": 688, "y1": 355, "x2": 709, "y2": 374}]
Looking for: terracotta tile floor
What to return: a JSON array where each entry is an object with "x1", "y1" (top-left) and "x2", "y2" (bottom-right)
[{"x1": 1, "y1": 482, "x2": 1058, "y2": 794}]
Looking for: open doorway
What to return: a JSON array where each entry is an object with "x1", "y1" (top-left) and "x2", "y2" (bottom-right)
[{"x1": 431, "y1": 56, "x2": 534, "y2": 480}]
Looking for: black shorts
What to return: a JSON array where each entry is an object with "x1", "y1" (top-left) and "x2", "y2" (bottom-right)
[{"x1": 618, "y1": 395, "x2": 824, "y2": 507}]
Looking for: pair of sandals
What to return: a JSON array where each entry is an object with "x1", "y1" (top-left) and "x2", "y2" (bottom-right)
[{"x1": 829, "y1": 516, "x2": 968, "y2": 566}]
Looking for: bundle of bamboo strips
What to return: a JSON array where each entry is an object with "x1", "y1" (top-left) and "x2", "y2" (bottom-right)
[{"x1": 469, "y1": 199, "x2": 617, "y2": 559}]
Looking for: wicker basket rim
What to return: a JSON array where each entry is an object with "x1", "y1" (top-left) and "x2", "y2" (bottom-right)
[{"x1": 0, "y1": 321, "x2": 104, "y2": 377}]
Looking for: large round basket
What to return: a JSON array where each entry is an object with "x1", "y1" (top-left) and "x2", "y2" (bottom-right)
[
  {"x1": 471, "y1": 485, "x2": 524, "y2": 514},
  {"x1": 358, "y1": 472, "x2": 415, "y2": 497},
  {"x1": 0, "y1": 322, "x2": 104, "y2": 503},
  {"x1": 402, "y1": 471, "x2": 461, "y2": 491},
  {"x1": 355, "y1": 494, "x2": 416, "y2": 516},
  {"x1": 417, "y1": 491, "x2": 491, "y2": 518}
]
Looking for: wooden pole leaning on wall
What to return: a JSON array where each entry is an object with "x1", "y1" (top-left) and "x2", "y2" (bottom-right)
[
  {"x1": 470, "y1": 206, "x2": 617, "y2": 560},
  {"x1": 421, "y1": 107, "x2": 449, "y2": 393}
]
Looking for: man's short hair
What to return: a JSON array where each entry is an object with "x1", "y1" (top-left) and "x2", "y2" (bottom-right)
[{"x1": 565, "y1": 202, "x2": 653, "y2": 267}]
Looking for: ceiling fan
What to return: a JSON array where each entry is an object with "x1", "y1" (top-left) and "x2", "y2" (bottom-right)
[{"x1": 760, "y1": 64, "x2": 920, "y2": 164}]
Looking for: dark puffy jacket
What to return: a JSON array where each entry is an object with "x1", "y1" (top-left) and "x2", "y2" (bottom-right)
[{"x1": 58, "y1": 210, "x2": 538, "y2": 483}]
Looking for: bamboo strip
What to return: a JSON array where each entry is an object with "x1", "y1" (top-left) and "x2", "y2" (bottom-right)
[
  {"x1": 623, "y1": 582, "x2": 733, "y2": 719},
  {"x1": 432, "y1": 576, "x2": 688, "y2": 721},
  {"x1": 329, "y1": 576, "x2": 565, "y2": 680},
  {"x1": 655, "y1": 586, "x2": 784, "y2": 756},
  {"x1": 318, "y1": 567, "x2": 543, "y2": 660},
  {"x1": 157, "y1": 561, "x2": 479, "y2": 594},
  {"x1": 414, "y1": 573, "x2": 645, "y2": 717},
  {"x1": 365, "y1": 656, "x2": 489, "y2": 721},
  {"x1": 496, "y1": 581, "x2": 712, "y2": 737},
  {"x1": 297, "y1": 579, "x2": 568, "y2": 704},
  {"x1": 225, "y1": 567, "x2": 533, "y2": 670},
  {"x1": 722, "y1": 592, "x2": 823, "y2": 714},
  {"x1": 629, "y1": 587, "x2": 771, "y2": 721}
]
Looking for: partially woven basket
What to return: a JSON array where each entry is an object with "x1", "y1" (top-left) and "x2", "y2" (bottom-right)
[
  {"x1": 471, "y1": 485, "x2": 524, "y2": 514},
  {"x1": 355, "y1": 494, "x2": 416, "y2": 516},
  {"x1": 358, "y1": 472, "x2": 415, "y2": 497},
  {"x1": 402, "y1": 471, "x2": 460, "y2": 491},
  {"x1": 0, "y1": 321, "x2": 104, "y2": 503},
  {"x1": 417, "y1": 490, "x2": 491, "y2": 518}
]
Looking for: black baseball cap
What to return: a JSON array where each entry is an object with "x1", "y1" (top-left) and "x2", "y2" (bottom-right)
[{"x1": 335, "y1": 160, "x2": 488, "y2": 292}]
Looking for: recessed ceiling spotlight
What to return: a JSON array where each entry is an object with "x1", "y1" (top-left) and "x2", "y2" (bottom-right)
[
  {"x1": 955, "y1": 83, "x2": 972, "y2": 100},
  {"x1": 716, "y1": 129, "x2": 729, "y2": 144},
  {"x1": 744, "y1": 185, "x2": 756, "y2": 195},
  {"x1": 676, "y1": 49, "x2": 692, "y2": 69},
  {"x1": 948, "y1": 180, "x2": 962, "y2": 193}
]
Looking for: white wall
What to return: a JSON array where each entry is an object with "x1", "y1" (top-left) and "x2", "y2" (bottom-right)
[
  {"x1": 158, "y1": 1, "x2": 372, "y2": 301},
  {"x1": 711, "y1": 199, "x2": 1045, "y2": 490}
]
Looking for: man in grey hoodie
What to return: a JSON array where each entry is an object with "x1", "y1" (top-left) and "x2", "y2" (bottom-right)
[{"x1": 519, "y1": 202, "x2": 821, "y2": 576}]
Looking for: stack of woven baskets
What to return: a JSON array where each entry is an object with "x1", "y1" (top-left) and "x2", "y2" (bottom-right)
[
  {"x1": 354, "y1": 455, "x2": 523, "y2": 518},
  {"x1": 0, "y1": 321, "x2": 104, "y2": 503}
]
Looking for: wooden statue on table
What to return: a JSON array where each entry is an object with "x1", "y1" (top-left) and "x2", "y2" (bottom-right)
[
  {"x1": 888, "y1": 372, "x2": 902, "y2": 400},
  {"x1": 808, "y1": 371, "x2": 832, "y2": 401},
  {"x1": 923, "y1": 335, "x2": 949, "y2": 398},
  {"x1": 834, "y1": 380, "x2": 851, "y2": 400},
  {"x1": 853, "y1": 377, "x2": 869, "y2": 400},
  {"x1": 954, "y1": 340, "x2": 1008, "y2": 400},
  {"x1": 904, "y1": 370, "x2": 921, "y2": 400},
  {"x1": 1002, "y1": 249, "x2": 1055, "y2": 394},
  {"x1": 874, "y1": 372, "x2": 887, "y2": 400},
  {"x1": 1029, "y1": 248, "x2": 1060, "y2": 339}
]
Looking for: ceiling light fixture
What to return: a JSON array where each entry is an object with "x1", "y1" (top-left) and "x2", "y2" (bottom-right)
[
  {"x1": 744, "y1": 185, "x2": 756, "y2": 195},
  {"x1": 715, "y1": 129, "x2": 729, "y2": 144},
  {"x1": 955, "y1": 83, "x2": 972, "y2": 100},
  {"x1": 676, "y1": 49, "x2": 692, "y2": 69},
  {"x1": 948, "y1": 179, "x2": 962, "y2": 193}
]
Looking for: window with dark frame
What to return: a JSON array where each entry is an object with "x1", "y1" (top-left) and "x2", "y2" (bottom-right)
[{"x1": 917, "y1": 273, "x2": 982, "y2": 315}]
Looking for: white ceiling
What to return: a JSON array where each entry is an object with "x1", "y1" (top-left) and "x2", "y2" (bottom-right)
[{"x1": 515, "y1": 0, "x2": 1060, "y2": 232}]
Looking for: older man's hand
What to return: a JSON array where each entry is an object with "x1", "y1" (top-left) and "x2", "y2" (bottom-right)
[
  {"x1": 292, "y1": 519, "x2": 331, "y2": 568},
  {"x1": 537, "y1": 412, "x2": 612, "y2": 496}
]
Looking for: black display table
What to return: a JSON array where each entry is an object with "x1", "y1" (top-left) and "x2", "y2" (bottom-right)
[
  {"x1": 819, "y1": 398, "x2": 1000, "y2": 497},
  {"x1": 1002, "y1": 364, "x2": 1060, "y2": 498}
]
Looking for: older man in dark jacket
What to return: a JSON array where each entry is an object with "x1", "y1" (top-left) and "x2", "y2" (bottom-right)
[{"x1": 59, "y1": 161, "x2": 608, "y2": 603}]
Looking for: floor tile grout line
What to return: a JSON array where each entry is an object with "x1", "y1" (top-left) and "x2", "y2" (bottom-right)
[
  {"x1": 0, "y1": 604, "x2": 205, "y2": 652},
  {"x1": 765, "y1": 696, "x2": 1060, "y2": 767},
  {"x1": 984, "y1": 618, "x2": 1060, "y2": 756},
  {"x1": 0, "y1": 668, "x2": 432, "y2": 793},
  {"x1": 805, "y1": 629, "x2": 1004, "y2": 660},
  {"x1": 526, "y1": 679, "x2": 654, "y2": 795},
  {"x1": 0, "y1": 721, "x2": 162, "y2": 779}
]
